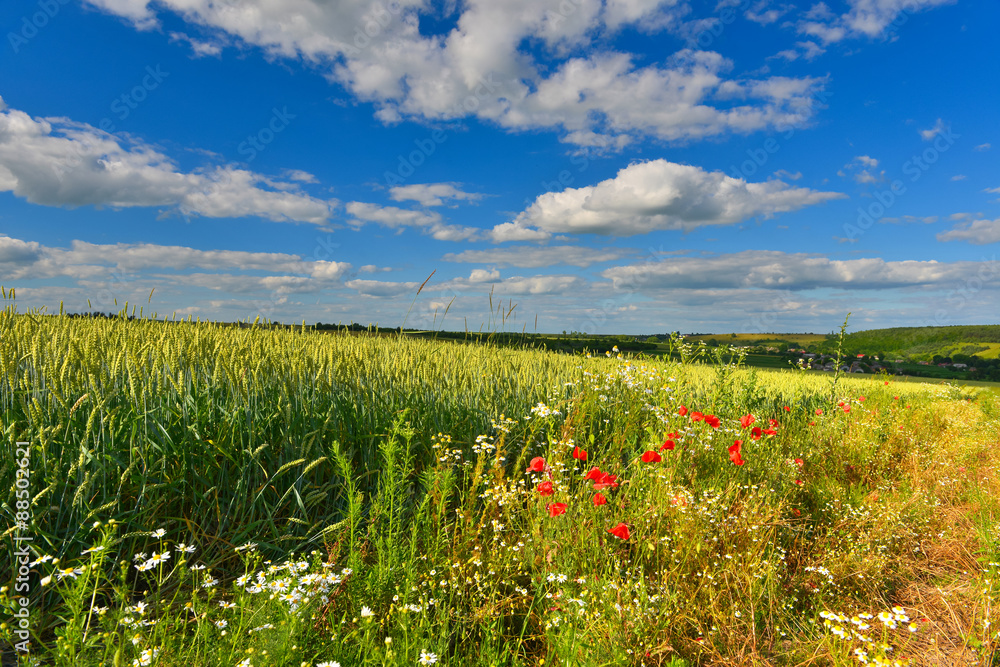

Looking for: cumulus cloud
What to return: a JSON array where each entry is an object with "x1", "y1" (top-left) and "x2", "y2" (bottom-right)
[
  {"x1": 466, "y1": 268, "x2": 501, "y2": 283},
  {"x1": 494, "y1": 159, "x2": 844, "y2": 239},
  {"x1": 600, "y1": 250, "x2": 981, "y2": 291},
  {"x1": 936, "y1": 218, "x2": 1000, "y2": 245},
  {"x1": 0, "y1": 97, "x2": 335, "y2": 224},
  {"x1": 389, "y1": 182, "x2": 483, "y2": 207},
  {"x1": 82, "y1": 0, "x2": 828, "y2": 148}
]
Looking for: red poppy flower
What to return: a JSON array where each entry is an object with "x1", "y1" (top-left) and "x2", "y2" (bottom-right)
[
  {"x1": 750, "y1": 426, "x2": 763, "y2": 440},
  {"x1": 704, "y1": 414, "x2": 720, "y2": 428},
  {"x1": 691, "y1": 411, "x2": 704, "y2": 422},
  {"x1": 528, "y1": 456, "x2": 546, "y2": 472},
  {"x1": 593, "y1": 493, "x2": 607, "y2": 506},
  {"x1": 594, "y1": 472, "x2": 619, "y2": 490},
  {"x1": 677, "y1": 405, "x2": 688, "y2": 416},
  {"x1": 547, "y1": 502, "x2": 568, "y2": 517},
  {"x1": 607, "y1": 523, "x2": 631, "y2": 540},
  {"x1": 783, "y1": 406, "x2": 791, "y2": 412},
  {"x1": 762, "y1": 428, "x2": 777, "y2": 436},
  {"x1": 583, "y1": 466, "x2": 602, "y2": 481},
  {"x1": 728, "y1": 440, "x2": 744, "y2": 466},
  {"x1": 769, "y1": 418, "x2": 779, "y2": 428},
  {"x1": 537, "y1": 480, "x2": 554, "y2": 496},
  {"x1": 842, "y1": 405, "x2": 851, "y2": 413},
  {"x1": 571, "y1": 446, "x2": 588, "y2": 462},
  {"x1": 641, "y1": 450, "x2": 662, "y2": 463},
  {"x1": 893, "y1": 396, "x2": 899, "y2": 400},
  {"x1": 815, "y1": 408, "x2": 823, "y2": 415},
  {"x1": 740, "y1": 414, "x2": 756, "y2": 428},
  {"x1": 885, "y1": 381, "x2": 890, "y2": 385},
  {"x1": 809, "y1": 421, "x2": 815, "y2": 426},
  {"x1": 794, "y1": 458, "x2": 804, "y2": 467},
  {"x1": 660, "y1": 439, "x2": 675, "y2": 451},
  {"x1": 793, "y1": 508, "x2": 801, "y2": 516},
  {"x1": 666, "y1": 431, "x2": 678, "y2": 439},
  {"x1": 858, "y1": 396, "x2": 866, "y2": 402},
  {"x1": 794, "y1": 479, "x2": 803, "y2": 486}
]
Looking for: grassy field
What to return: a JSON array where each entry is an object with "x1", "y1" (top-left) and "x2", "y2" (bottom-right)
[{"x1": 1, "y1": 308, "x2": 999, "y2": 666}]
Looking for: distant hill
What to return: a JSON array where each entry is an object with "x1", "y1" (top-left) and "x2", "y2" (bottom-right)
[{"x1": 842, "y1": 324, "x2": 1000, "y2": 361}]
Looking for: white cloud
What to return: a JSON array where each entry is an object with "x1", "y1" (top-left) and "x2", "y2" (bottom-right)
[
  {"x1": 0, "y1": 97, "x2": 335, "y2": 224},
  {"x1": 168, "y1": 31, "x2": 224, "y2": 57},
  {"x1": 745, "y1": 1, "x2": 792, "y2": 25},
  {"x1": 0, "y1": 235, "x2": 352, "y2": 283},
  {"x1": 443, "y1": 245, "x2": 631, "y2": 268},
  {"x1": 489, "y1": 222, "x2": 555, "y2": 243},
  {"x1": 950, "y1": 174, "x2": 966, "y2": 181},
  {"x1": 346, "y1": 202, "x2": 442, "y2": 228},
  {"x1": 345, "y1": 201, "x2": 480, "y2": 241},
  {"x1": 936, "y1": 218, "x2": 1000, "y2": 245},
  {"x1": 974, "y1": 143, "x2": 991, "y2": 152},
  {"x1": 83, "y1": 0, "x2": 828, "y2": 148},
  {"x1": 880, "y1": 215, "x2": 937, "y2": 224},
  {"x1": 0, "y1": 236, "x2": 43, "y2": 265},
  {"x1": 466, "y1": 268, "x2": 501, "y2": 283},
  {"x1": 492, "y1": 275, "x2": 583, "y2": 295},
  {"x1": 601, "y1": 250, "x2": 983, "y2": 291},
  {"x1": 389, "y1": 182, "x2": 483, "y2": 207},
  {"x1": 919, "y1": 118, "x2": 947, "y2": 141},
  {"x1": 772, "y1": 169, "x2": 802, "y2": 181},
  {"x1": 283, "y1": 169, "x2": 320, "y2": 184},
  {"x1": 985, "y1": 186, "x2": 1000, "y2": 194},
  {"x1": 797, "y1": 0, "x2": 955, "y2": 44},
  {"x1": 345, "y1": 278, "x2": 421, "y2": 297},
  {"x1": 770, "y1": 40, "x2": 826, "y2": 61},
  {"x1": 839, "y1": 155, "x2": 884, "y2": 184},
  {"x1": 496, "y1": 159, "x2": 844, "y2": 238}
]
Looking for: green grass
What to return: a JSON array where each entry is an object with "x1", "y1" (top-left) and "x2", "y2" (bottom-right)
[{"x1": 1, "y1": 308, "x2": 998, "y2": 666}]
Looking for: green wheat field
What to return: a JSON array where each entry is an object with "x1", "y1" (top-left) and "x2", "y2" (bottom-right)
[{"x1": 1, "y1": 302, "x2": 998, "y2": 666}]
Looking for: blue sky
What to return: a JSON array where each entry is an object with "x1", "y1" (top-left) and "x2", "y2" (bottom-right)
[{"x1": 1, "y1": 0, "x2": 997, "y2": 334}]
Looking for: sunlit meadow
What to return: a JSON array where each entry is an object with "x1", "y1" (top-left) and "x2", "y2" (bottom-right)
[{"x1": 1, "y1": 296, "x2": 998, "y2": 666}]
